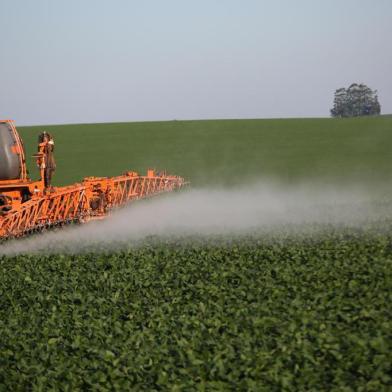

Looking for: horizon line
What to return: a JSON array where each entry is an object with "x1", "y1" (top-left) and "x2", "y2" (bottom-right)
[{"x1": 16, "y1": 114, "x2": 391, "y2": 128}]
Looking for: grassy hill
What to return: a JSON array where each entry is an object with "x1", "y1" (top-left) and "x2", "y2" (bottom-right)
[{"x1": 19, "y1": 115, "x2": 392, "y2": 187}]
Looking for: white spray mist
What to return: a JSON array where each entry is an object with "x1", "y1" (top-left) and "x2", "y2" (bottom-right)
[{"x1": 0, "y1": 181, "x2": 387, "y2": 255}]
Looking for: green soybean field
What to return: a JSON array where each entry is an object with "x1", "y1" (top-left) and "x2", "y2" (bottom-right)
[{"x1": 1, "y1": 116, "x2": 392, "y2": 390}]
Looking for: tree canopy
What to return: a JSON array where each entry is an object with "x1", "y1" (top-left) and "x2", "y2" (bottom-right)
[{"x1": 331, "y1": 84, "x2": 381, "y2": 118}]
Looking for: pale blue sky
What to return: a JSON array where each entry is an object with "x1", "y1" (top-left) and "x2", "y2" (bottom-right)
[{"x1": 1, "y1": 0, "x2": 391, "y2": 125}]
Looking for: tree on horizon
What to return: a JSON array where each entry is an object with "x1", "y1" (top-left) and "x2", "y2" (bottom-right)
[{"x1": 331, "y1": 83, "x2": 381, "y2": 117}]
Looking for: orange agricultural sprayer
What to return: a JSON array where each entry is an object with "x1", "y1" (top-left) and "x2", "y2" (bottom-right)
[{"x1": 0, "y1": 120, "x2": 186, "y2": 239}]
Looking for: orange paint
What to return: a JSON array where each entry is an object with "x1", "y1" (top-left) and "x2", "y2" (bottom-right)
[{"x1": 0, "y1": 120, "x2": 186, "y2": 238}]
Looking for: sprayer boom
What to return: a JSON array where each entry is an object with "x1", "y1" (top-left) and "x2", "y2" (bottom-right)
[{"x1": 0, "y1": 120, "x2": 186, "y2": 239}]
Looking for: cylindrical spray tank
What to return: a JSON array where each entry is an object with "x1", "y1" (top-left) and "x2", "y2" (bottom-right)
[{"x1": 0, "y1": 121, "x2": 24, "y2": 180}]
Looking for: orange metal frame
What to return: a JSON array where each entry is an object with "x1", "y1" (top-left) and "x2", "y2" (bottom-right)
[{"x1": 0, "y1": 121, "x2": 186, "y2": 239}]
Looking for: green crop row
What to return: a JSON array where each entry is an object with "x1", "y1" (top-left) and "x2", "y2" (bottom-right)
[{"x1": 1, "y1": 224, "x2": 391, "y2": 390}]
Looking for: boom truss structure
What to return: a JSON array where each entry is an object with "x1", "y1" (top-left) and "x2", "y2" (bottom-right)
[{"x1": 0, "y1": 120, "x2": 186, "y2": 239}]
